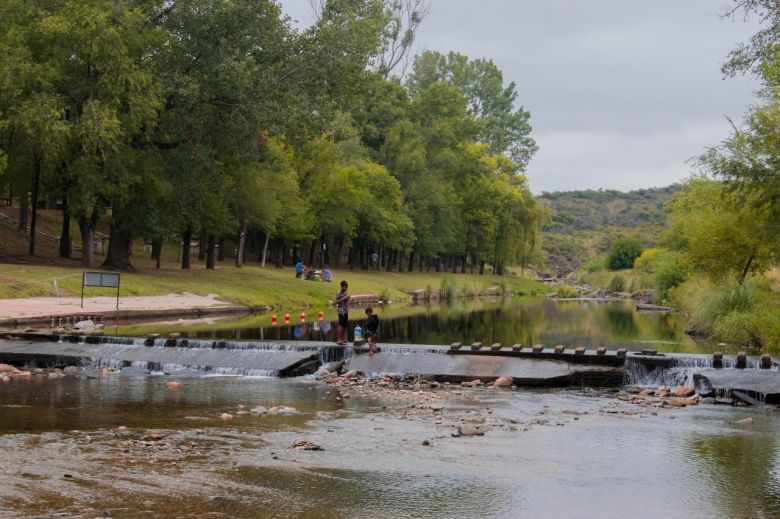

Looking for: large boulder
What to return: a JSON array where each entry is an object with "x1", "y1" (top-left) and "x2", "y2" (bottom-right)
[
  {"x1": 494, "y1": 376, "x2": 513, "y2": 388},
  {"x1": 0, "y1": 364, "x2": 14, "y2": 373},
  {"x1": 674, "y1": 386, "x2": 696, "y2": 398},
  {"x1": 62, "y1": 366, "x2": 79, "y2": 377}
]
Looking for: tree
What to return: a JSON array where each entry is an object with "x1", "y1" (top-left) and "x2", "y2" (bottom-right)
[
  {"x1": 407, "y1": 50, "x2": 537, "y2": 170},
  {"x1": 607, "y1": 237, "x2": 643, "y2": 270},
  {"x1": 666, "y1": 178, "x2": 777, "y2": 281}
]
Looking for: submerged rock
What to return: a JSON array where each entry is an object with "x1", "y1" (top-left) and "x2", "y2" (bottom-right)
[
  {"x1": 62, "y1": 366, "x2": 79, "y2": 377},
  {"x1": 266, "y1": 406, "x2": 302, "y2": 416},
  {"x1": 250, "y1": 406, "x2": 268, "y2": 415},
  {"x1": 219, "y1": 413, "x2": 234, "y2": 420},
  {"x1": 733, "y1": 417, "x2": 754, "y2": 426},
  {"x1": 165, "y1": 381, "x2": 183, "y2": 389}
]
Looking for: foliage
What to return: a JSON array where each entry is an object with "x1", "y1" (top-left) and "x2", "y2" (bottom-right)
[
  {"x1": 0, "y1": 0, "x2": 542, "y2": 275},
  {"x1": 607, "y1": 237, "x2": 643, "y2": 271},
  {"x1": 607, "y1": 275, "x2": 625, "y2": 293}
]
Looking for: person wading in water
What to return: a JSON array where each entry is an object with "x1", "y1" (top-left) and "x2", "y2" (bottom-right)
[{"x1": 335, "y1": 280, "x2": 350, "y2": 345}]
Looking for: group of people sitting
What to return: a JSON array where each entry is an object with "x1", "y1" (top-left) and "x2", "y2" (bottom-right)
[{"x1": 295, "y1": 261, "x2": 332, "y2": 283}]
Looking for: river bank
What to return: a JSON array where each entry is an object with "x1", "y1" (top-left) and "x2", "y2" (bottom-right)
[{"x1": 0, "y1": 261, "x2": 549, "y2": 324}]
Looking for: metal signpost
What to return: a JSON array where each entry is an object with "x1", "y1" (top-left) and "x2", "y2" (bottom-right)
[{"x1": 81, "y1": 271, "x2": 121, "y2": 309}]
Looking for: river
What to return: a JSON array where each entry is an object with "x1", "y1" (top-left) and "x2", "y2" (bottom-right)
[
  {"x1": 1, "y1": 375, "x2": 779, "y2": 518},
  {"x1": 119, "y1": 297, "x2": 725, "y2": 354}
]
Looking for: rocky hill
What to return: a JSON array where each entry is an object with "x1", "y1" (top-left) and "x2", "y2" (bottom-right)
[{"x1": 537, "y1": 186, "x2": 679, "y2": 276}]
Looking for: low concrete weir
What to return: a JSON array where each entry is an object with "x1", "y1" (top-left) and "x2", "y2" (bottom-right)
[{"x1": 0, "y1": 333, "x2": 778, "y2": 398}]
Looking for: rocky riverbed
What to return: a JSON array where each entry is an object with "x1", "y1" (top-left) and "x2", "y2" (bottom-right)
[{"x1": 0, "y1": 365, "x2": 779, "y2": 518}]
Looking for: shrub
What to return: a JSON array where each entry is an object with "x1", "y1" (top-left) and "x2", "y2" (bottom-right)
[
  {"x1": 555, "y1": 285, "x2": 582, "y2": 298},
  {"x1": 583, "y1": 257, "x2": 607, "y2": 273},
  {"x1": 607, "y1": 275, "x2": 625, "y2": 292},
  {"x1": 440, "y1": 278, "x2": 456, "y2": 301},
  {"x1": 607, "y1": 237, "x2": 643, "y2": 270}
]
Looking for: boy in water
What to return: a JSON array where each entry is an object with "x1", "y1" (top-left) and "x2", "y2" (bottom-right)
[
  {"x1": 335, "y1": 280, "x2": 350, "y2": 345},
  {"x1": 365, "y1": 307, "x2": 379, "y2": 353}
]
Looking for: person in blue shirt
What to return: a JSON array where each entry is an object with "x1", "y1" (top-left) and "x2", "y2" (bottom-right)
[
  {"x1": 322, "y1": 265, "x2": 332, "y2": 283},
  {"x1": 295, "y1": 261, "x2": 305, "y2": 279}
]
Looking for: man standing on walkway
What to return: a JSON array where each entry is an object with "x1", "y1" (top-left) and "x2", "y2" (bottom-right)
[{"x1": 335, "y1": 280, "x2": 350, "y2": 345}]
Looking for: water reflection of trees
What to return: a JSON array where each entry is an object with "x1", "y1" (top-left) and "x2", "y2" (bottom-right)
[
  {"x1": 183, "y1": 298, "x2": 696, "y2": 351},
  {"x1": 688, "y1": 432, "x2": 780, "y2": 517}
]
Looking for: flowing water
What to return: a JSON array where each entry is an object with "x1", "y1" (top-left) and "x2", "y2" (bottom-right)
[
  {"x1": 1, "y1": 375, "x2": 779, "y2": 518},
  {"x1": 119, "y1": 298, "x2": 723, "y2": 354}
]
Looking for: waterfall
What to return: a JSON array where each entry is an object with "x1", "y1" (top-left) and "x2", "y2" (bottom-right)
[{"x1": 624, "y1": 354, "x2": 779, "y2": 387}]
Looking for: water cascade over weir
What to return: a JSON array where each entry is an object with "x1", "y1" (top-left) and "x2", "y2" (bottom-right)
[{"x1": 0, "y1": 333, "x2": 777, "y2": 400}]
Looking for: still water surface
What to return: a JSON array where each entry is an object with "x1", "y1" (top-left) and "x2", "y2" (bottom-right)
[{"x1": 120, "y1": 297, "x2": 720, "y2": 353}]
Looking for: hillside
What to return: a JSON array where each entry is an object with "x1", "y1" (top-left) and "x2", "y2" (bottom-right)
[{"x1": 537, "y1": 186, "x2": 679, "y2": 276}]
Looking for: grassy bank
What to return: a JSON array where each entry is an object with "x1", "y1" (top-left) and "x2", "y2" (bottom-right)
[{"x1": 0, "y1": 257, "x2": 550, "y2": 310}]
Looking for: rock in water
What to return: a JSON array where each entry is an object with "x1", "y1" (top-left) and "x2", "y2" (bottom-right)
[
  {"x1": 494, "y1": 376, "x2": 513, "y2": 388},
  {"x1": 674, "y1": 386, "x2": 696, "y2": 398},
  {"x1": 0, "y1": 364, "x2": 14, "y2": 373},
  {"x1": 220, "y1": 413, "x2": 234, "y2": 420},
  {"x1": 293, "y1": 441, "x2": 323, "y2": 451},
  {"x1": 63, "y1": 366, "x2": 79, "y2": 377},
  {"x1": 453, "y1": 425, "x2": 485, "y2": 437},
  {"x1": 1, "y1": 376, "x2": 9, "y2": 383},
  {"x1": 639, "y1": 389, "x2": 655, "y2": 397},
  {"x1": 266, "y1": 406, "x2": 302, "y2": 416},
  {"x1": 733, "y1": 417, "x2": 754, "y2": 426},
  {"x1": 166, "y1": 381, "x2": 183, "y2": 389},
  {"x1": 250, "y1": 406, "x2": 268, "y2": 415}
]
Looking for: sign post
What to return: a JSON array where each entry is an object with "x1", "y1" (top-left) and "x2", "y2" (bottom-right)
[{"x1": 81, "y1": 271, "x2": 121, "y2": 309}]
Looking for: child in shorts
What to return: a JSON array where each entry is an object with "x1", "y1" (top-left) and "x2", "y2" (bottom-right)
[{"x1": 365, "y1": 307, "x2": 379, "y2": 353}]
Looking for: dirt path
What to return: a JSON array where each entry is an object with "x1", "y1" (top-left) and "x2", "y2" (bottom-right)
[{"x1": 0, "y1": 293, "x2": 244, "y2": 321}]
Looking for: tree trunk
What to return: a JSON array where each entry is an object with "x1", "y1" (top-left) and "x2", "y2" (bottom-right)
[
  {"x1": 182, "y1": 227, "x2": 192, "y2": 269},
  {"x1": 261, "y1": 231, "x2": 270, "y2": 267},
  {"x1": 479, "y1": 260, "x2": 485, "y2": 275},
  {"x1": 739, "y1": 251, "x2": 756, "y2": 283},
  {"x1": 217, "y1": 236, "x2": 226, "y2": 261},
  {"x1": 198, "y1": 230, "x2": 206, "y2": 261},
  {"x1": 281, "y1": 241, "x2": 288, "y2": 267},
  {"x1": 28, "y1": 157, "x2": 41, "y2": 256},
  {"x1": 276, "y1": 239, "x2": 284, "y2": 268},
  {"x1": 308, "y1": 240, "x2": 316, "y2": 265},
  {"x1": 78, "y1": 215, "x2": 96, "y2": 269},
  {"x1": 59, "y1": 193, "x2": 72, "y2": 259},
  {"x1": 102, "y1": 221, "x2": 134, "y2": 271},
  {"x1": 334, "y1": 240, "x2": 344, "y2": 269},
  {"x1": 418, "y1": 253, "x2": 423, "y2": 272},
  {"x1": 235, "y1": 219, "x2": 247, "y2": 268},
  {"x1": 408, "y1": 250, "x2": 415, "y2": 272},
  {"x1": 18, "y1": 191, "x2": 28, "y2": 231},
  {"x1": 151, "y1": 239, "x2": 162, "y2": 269},
  {"x1": 206, "y1": 235, "x2": 216, "y2": 269}
]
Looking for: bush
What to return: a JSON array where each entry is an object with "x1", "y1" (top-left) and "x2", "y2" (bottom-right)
[
  {"x1": 607, "y1": 237, "x2": 643, "y2": 270},
  {"x1": 607, "y1": 275, "x2": 625, "y2": 292},
  {"x1": 583, "y1": 257, "x2": 607, "y2": 273},
  {"x1": 653, "y1": 251, "x2": 690, "y2": 298},
  {"x1": 555, "y1": 285, "x2": 582, "y2": 298}
]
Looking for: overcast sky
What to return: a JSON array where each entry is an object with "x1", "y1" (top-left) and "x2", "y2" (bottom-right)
[{"x1": 279, "y1": 0, "x2": 762, "y2": 193}]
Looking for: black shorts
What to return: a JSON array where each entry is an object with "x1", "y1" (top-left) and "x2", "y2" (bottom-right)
[
  {"x1": 338, "y1": 313, "x2": 348, "y2": 327},
  {"x1": 367, "y1": 331, "x2": 378, "y2": 341}
]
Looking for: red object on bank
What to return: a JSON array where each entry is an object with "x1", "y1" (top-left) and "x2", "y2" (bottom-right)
[{"x1": 271, "y1": 315, "x2": 277, "y2": 325}]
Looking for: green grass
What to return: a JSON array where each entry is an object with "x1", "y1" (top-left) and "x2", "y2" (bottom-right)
[
  {"x1": 578, "y1": 268, "x2": 645, "y2": 294},
  {"x1": 0, "y1": 258, "x2": 551, "y2": 310}
]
